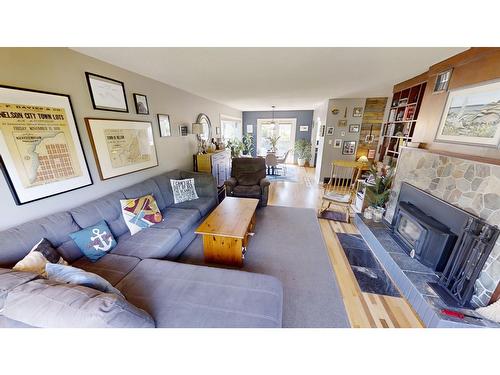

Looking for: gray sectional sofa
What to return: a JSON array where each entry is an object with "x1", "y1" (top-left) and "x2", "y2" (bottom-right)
[{"x1": 0, "y1": 169, "x2": 283, "y2": 328}]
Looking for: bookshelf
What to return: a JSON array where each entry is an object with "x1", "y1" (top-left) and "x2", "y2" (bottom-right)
[{"x1": 378, "y1": 81, "x2": 427, "y2": 164}]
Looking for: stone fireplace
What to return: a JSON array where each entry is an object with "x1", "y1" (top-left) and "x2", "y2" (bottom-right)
[{"x1": 385, "y1": 147, "x2": 500, "y2": 307}]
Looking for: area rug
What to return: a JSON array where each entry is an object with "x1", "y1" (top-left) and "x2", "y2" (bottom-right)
[
  {"x1": 317, "y1": 209, "x2": 348, "y2": 222},
  {"x1": 336, "y1": 233, "x2": 401, "y2": 298},
  {"x1": 178, "y1": 205, "x2": 350, "y2": 328},
  {"x1": 266, "y1": 167, "x2": 299, "y2": 183}
]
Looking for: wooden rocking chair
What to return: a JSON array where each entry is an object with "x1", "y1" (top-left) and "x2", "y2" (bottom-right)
[{"x1": 319, "y1": 160, "x2": 363, "y2": 223}]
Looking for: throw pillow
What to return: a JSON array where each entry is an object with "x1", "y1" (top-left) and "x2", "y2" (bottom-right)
[
  {"x1": 170, "y1": 178, "x2": 199, "y2": 204},
  {"x1": 12, "y1": 238, "x2": 67, "y2": 277},
  {"x1": 120, "y1": 194, "x2": 163, "y2": 235},
  {"x1": 69, "y1": 220, "x2": 117, "y2": 262},
  {"x1": 45, "y1": 263, "x2": 124, "y2": 299}
]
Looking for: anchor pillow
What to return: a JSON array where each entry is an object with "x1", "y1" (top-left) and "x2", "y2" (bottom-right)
[{"x1": 69, "y1": 220, "x2": 117, "y2": 262}]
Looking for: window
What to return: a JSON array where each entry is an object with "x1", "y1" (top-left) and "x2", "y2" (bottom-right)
[{"x1": 220, "y1": 115, "x2": 242, "y2": 141}]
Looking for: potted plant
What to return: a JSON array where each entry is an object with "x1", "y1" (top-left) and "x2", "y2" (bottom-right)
[
  {"x1": 265, "y1": 135, "x2": 280, "y2": 153},
  {"x1": 226, "y1": 138, "x2": 243, "y2": 158},
  {"x1": 365, "y1": 164, "x2": 394, "y2": 221},
  {"x1": 294, "y1": 139, "x2": 312, "y2": 167},
  {"x1": 242, "y1": 134, "x2": 254, "y2": 156}
]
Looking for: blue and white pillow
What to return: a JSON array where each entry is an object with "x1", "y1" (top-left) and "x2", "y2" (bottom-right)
[
  {"x1": 170, "y1": 178, "x2": 199, "y2": 204},
  {"x1": 69, "y1": 220, "x2": 117, "y2": 262}
]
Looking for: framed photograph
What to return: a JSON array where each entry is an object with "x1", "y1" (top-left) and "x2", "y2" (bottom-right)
[
  {"x1": 215, "y1": 127, "x2": 221, "y2": 135},
  {"x1": 85, "y1": 118, "x2": 158, "y2": 180},
  {"x1": 349, "y1": 124, "x2": 360, "y2": 133},
  {"x1": 434, "y1": 69, "x2": 453, "y2": 93},
  {"x1": 0, "y1": 85, "x2": 92, "y2": 205},
  {"x1": 133, "y1": 93, "x2": 149, "y2": 115},
  {"x1": 246, "y1": 124, "x2": 253, "y2": 134},
  {"x1": 353, "y1": 107, "x2": 363, "y2": 117},
  {"x1": 179, "y1": 125, "x2": 188, "y2": 136},
  {"x1": 157, "y1": 114, "x2": 171, "y2": 137},
  {"x1": 326, "y1": 127, "x2": 334, "y2": 135},
  {"x1": 85, "y1": 72, "x2": 128, "y2": 112},
  {"x1": 342, "y1": 140, "x2": 357, "y2": 155},
  {"x1": 333, "y1": 139, "x2": 342, "y2": 148},
  {"x1": 338, "y1": 119, "x2": 347, "y2": 127},
  {"x1": 299, "y1": 125, "x2": 309, "y2": 132},
  {"x1": 320, "y1": 125, "x2": 325, "y2": 137},
  {"x1": 435, "y1": 80, "x2": 500, "y2": 147}
]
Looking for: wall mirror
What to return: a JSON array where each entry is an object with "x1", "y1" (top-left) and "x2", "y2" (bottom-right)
[{"x1": 196, "y1": 113, "x2": 212, "y2": 141}]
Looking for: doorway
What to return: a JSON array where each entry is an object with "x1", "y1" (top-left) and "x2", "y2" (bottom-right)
[{"x1": 256, "y1": 118, "x2": 296, "y2": 162}]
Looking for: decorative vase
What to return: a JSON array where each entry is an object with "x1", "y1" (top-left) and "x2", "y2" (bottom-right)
[
  {"x1": 363, "y1": 207, "x2": 373, "y2": 220},
  {"x1": 373, "y1": 207, "x2": 385, "y2": 222},
  {"x1": 297, "y1": 158, "x2": 306, "y2": 167}
]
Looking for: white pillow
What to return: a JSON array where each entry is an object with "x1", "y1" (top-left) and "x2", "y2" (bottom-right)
[
  {"x1": 170, "y1": 178, "x2": 199, "y2": 204},
  {"x1": 13, "y1": 238, "x2": 67, "y2": 277}
]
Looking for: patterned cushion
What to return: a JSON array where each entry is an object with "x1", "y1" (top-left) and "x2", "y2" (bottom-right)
[
  {"x1": 120, "y1": 194, "x2": 163, "y2": 235},
  {"x1": 69, "y1": 220, "x2": 117, "y2": 262},
  {"x1": 170, "y1": 178, "x2": 199, "y2": 204},
  {"x1": 323, "y1": 191, "x2": 351, "y2": 203},
  {"x1": 13, "y1": 238, "x2": 68, "y2": 277}
]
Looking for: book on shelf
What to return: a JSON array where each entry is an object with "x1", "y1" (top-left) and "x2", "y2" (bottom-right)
[{"x1": 388, "y1": 108, "x2": 397, "y2": 122}]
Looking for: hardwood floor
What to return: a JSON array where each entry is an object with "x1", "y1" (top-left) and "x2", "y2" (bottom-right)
[{"x1": 267, "y1": 165, "x2": 424, "y2": 328}]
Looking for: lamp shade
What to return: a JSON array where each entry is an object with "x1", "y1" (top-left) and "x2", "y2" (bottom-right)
[
  {"x1": 357, "y1": 155, "x2": 369, "y2": 163},
  {"x1": 192, "y1": 122, "x2": 203, "y2": 135}
]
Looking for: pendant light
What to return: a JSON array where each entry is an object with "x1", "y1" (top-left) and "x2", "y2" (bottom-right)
[{"x1": 271, "y1": 105, "x2": 276, "y2": 126}]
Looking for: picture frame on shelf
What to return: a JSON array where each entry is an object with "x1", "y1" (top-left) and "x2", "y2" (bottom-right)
[
  {"x1": 157, "y1": 114, "x2": 171, "y2": 137},
  {"x1": 0, "y1": 85, "x2": 93, "y2": 205},
  {"x1": 338, "y1": 119, "x2": 347, "y2": 127},
  {"x1": 434, "y1": 69, "x2": 453, "y2": 93},
  {"x1": 326, "y1": 127, "x2": 334, "y2": 136},
  {"x1": 333, "y1": 139, "x2": 342, "y2": 148},
  {"x1": 342, "y1": 140, "x2": 356, "y2": 155},
  {"x1": 85, "y1": 72, "x2": 128, "y2": 112},
  {"x1": 434, "y1": 80, "x2": 500, "y2": 147},
  {"x1": 349, "y1": 124, "x2": 360, "y2": 133},
  {"x1": 179, "y1": 125, "x2": 188, "y2": 136},
  {"x1": 133, "y1": 93, "x2": 149, "y2": 115},
  {"x1": 353, "y1": 107, "x2": 363, "y2": 117},
  {"x1": 85, "y1": 118, "x2": 158, "y2": 180}
]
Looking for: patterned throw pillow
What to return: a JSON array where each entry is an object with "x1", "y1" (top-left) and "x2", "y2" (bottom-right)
[
  {"x1": 69, "y1": 220, "x2": 117, "y2": 262},
  {"x1": 120, "y1": 194, "x2": 163, "y2": 235},
  {"x1": 170, "y1": 178, "x2": 199, "y2": 204},
  {"x1": 13, "y1": 238, "x2": 67, "y2": 277}
]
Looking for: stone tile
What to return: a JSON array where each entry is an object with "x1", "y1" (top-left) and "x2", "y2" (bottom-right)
[
  {"x1": 484, "y1": 193, "x2": 500, "y2": 210},
  {"x1": 464, "y1": 165, "x2": 475, "y2": 181},
  {"x1": 475, "y1": 164, "x2": 490, "y2": 178}
]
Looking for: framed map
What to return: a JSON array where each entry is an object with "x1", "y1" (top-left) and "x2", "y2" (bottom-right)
[
  {"x1": 0, "y1": 85, "x2": 92, "y2": 205},
  {"x1": 85, "y1": 118, "x2": 158, "y2": 180}
]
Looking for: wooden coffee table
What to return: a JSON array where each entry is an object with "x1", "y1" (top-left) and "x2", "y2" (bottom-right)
[{"x1": 195, "y1": 197, "x2": 259, "y2": 267}]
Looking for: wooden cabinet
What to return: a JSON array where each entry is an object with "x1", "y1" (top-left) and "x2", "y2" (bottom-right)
[{"x1": 193, "y1": 150, "x2": 231, "y2": 188}]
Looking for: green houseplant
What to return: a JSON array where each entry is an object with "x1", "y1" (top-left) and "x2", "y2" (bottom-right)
[
  {"x1": 365, "y1": 164, "x2": 394, "y2": 208},
  {"x1": 242, "y1": 134, "x2": 254, "y2": 156},
  {"x1": 265, "y1": 135, "x2": 280, "y2": 152},
  {"x1": 226, "y1": 138, "x2": 243, "y2": 158},
  {"x1": 294, "y1": 139, "x2": 312, "y2": 167}
]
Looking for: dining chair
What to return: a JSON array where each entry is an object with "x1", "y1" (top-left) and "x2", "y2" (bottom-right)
[
  {"x1": 276, "y1": 149, "x2": 291, "y2": 176},
  {"x1": 265, "y1": 153, "x2": 279, "y2": 175}
]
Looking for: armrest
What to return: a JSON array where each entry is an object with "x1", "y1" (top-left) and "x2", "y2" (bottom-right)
[
  {"x1": 259, "y1": 178, "x2": 270, "y2": 188},
  {"x1": 224, "y1": 177, "x2": 238, "y2": 188},
  {"x1": 180, "y1": 170, "x2": 217, "y2": 198}
]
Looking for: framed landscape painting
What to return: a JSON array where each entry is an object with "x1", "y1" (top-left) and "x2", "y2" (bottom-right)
[
  {"x1": 85, "y1": 118, "x2": 158, "y2": 180},
  {"x1": 435, "y1": 80, "x2": 500, "y2": 147},
  {"x1": 0, "y1": 85, "x2": 92, "y2": 205}
]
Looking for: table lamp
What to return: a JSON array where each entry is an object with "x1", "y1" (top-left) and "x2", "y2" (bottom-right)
[{"x1": 357, "y1": 155, "x2": 369, "y2": 164}]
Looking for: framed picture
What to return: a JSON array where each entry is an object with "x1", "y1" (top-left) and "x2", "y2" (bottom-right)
[
  {"x1": 338, "y1": 119, "x2": 347, "y2": 127},
  {"x1": 299, "y1": 125, "x2": 309, "y2": 132},
  {"x1": 342, "y1": 140, "x2": 357, "y2": 155},
  {"x1": 434, "y1": 69, "x2": 453, "y2": 93},
  {"x1": 320, "y1": 125, "x2": 325, "y2": 137},
  {"x1": 435, "y1": 80, "x2": 500, "y2": 147},
  {"x1": 85, "y1": 72, "x2": 128, "y2": 112},
  {"x1": 246, "y1": 124, "x2": 253, "y2": 134},
  {"x1": 353, "y1": 107, "x2": 363, "y2": 117},
  {"x1": 349, "y1": 124, "x2": 360, "y2": 133},
  {"x1": 133, "y1": 93, "x2": 149, "y2": 115},
  {"x1": 326, "y1": 127, "x2": 334, "y2": 135},
  {"x1": 333, "y1": 139, "x2": 342, "y2": 148},
  {"x1": 85, "y1": 118, "x2": 158, "y2": 180},
  {"x1": 157, "y1": 114, "x2": 171, "y2": 137},
  {"x1": 0, "y1": 85, "x2": 92, "y2": 205},
  {"x1": 179, "y1": 125, "x2": 188, "y2": 136}
]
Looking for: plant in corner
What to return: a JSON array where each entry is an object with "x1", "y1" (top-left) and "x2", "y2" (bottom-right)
[
  {"x1": 226, "y1": 138, "x2": 243, "y2": 158},
  {"x1": 365, "y1": 164, "x2": 394, "y2": 209},
  {"x1": 265, "y1": 135, "x2": 280, "y2": 153},
  {"x1": 294, "y1": 139, "x2": 312, "y2": 167},
  {"x1": 242, "y1": 134, "x2": 254, "y2": 156}
]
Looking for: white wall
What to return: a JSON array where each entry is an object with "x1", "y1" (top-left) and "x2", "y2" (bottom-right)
[
  {"x1": 0, "y1": 48, "x2": 241, "y2": 229},
  {"x1": 313, "y1": 100, "x2": 329, "y2": 183}
]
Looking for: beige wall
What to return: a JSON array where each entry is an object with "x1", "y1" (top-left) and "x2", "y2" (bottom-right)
[{"x1": 0, "y1": 48, "x2": 241, "y2": 230}]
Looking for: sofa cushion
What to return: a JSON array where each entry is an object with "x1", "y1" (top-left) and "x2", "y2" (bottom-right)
[
  {"x1": 0, "y1": 212, "x2": 81, "y2": 267},
  {"x1": 171, "y1": 197, "x2": 217, "y2": 216},
  {"x1": 120, "y1": 179, "x2": 167, "y2": 211},
  {"x1": 2, "y1": 279, "x2": 155, "y2": 328},
  {"x1": 0, "y1": 268, "x2": 39, "y2": 309},
  {"x1": 233, "y1": 185, "x2": 261, "y2": 199},
  {"x1": 152, "y1": 170, "x2": 182, "y2": 207},
  {"x1": 70, "y1": 191, "x2": 129, "y2": 238},
  {"x1": 116, "y1": 259, "x2": 283, "y2": 328},
  {"x1": 72, "y1": 254, "x2": 140, "y2": 286},
  {"x1": 112, "y1": 228, "x2": 181, "y2": 259},
  {"x1": 170, "y1": 178, "x2": 199, "y2": 204},
  {"x1": 180, "y1": 170, "x2": 217, "y2": 198},
  {"x1": 69, "y1": 220, "x2": 117, "y2": 262},
  {"x1": 120, "y1": 194, "x2": 163, "y2": 235},
  {"x1": 153, "y1": 208, "x2": 201, "y2": 235}
]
